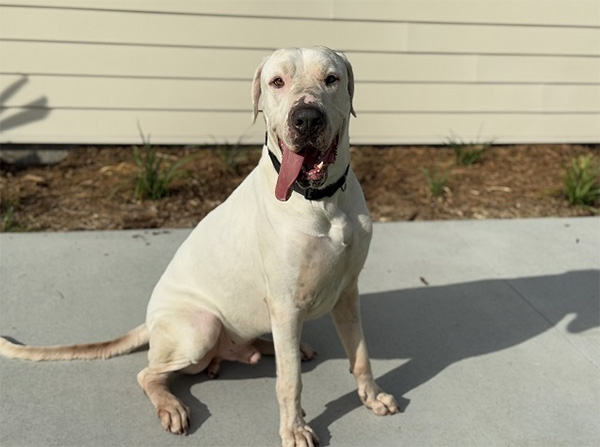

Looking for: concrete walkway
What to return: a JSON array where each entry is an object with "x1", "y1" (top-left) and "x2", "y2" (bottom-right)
[{"x1": 1, "y1": 218, "x2": 598, "y2": 447}]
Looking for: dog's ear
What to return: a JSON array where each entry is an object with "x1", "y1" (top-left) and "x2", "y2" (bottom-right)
[
  {"x1": 336, "y1": 51, "x2": 356, "y2": 118},
  {"x1": 252, "y1": 57, "x2": 268, "y2": 123}
]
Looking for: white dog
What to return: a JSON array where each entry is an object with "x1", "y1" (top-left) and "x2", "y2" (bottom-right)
[{"x1": 0, "y1": 46, "x2": 399, "y2": 447}]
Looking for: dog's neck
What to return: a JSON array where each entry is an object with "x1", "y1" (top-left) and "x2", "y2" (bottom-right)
[{"x1": 264, "y1": 132, "x2": 350, "y2": 201}]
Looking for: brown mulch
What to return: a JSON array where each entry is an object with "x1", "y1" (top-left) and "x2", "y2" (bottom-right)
[{"x1": 0, "y1": 144, "x2": 598, "y2": 232}]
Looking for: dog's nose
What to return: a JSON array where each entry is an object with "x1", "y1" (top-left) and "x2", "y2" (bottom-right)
[{"x1": 291, "y1": 107, "x2": 324, "y2": 136}]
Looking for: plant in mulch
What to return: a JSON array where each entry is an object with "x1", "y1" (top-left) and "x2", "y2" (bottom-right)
[
  {"x1": 132, "y1": 138, "x2": 195, "y2": 201},
  {"x1": 564, "y1": 155, "x2": 600, "y2": 210},
  {"x1": 421, "y1": 165, "x2": 452, "y2": 198},
  {"x1": 211, "y1": 137, "x2": 247, "y2": 174},
  {"x1": 446, "y1": 133, "x2": 494, "y2": 166},
  {"x1": 0, "y1": 200, "x2": 25, "y2": 232}
]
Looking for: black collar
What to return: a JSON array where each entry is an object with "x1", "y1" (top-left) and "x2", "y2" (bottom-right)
[{"x1": 265, "y1": 134, "x2": 349, "y2": 200}]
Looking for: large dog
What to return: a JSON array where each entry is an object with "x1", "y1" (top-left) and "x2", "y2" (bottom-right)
[{"x1": 0, "y1": 47, "x2": 398, "y2": 447}]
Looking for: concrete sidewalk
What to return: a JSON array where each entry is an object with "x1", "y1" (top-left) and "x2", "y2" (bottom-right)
[{"x1": 1, "y1": 218, "x2": 598, "y2": 447}]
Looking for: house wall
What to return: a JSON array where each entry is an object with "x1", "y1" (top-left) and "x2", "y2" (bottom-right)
[{"x1": 1, "y1": 0, "x2": 598, "y2": 145}]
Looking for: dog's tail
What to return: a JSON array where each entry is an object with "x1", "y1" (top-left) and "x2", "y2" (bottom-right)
[{"x1": 0, "y1": 324, "x2": 149, "y2": 361}]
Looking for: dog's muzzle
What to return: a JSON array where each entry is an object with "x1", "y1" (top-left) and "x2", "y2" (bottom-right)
[{"x1": 270, "y1": 103, "x2": 345, "y2": 202}]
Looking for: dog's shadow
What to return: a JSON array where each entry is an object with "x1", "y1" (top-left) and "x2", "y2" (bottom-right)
[{"x1": 172, "y1": 270, "x2": 599, "y2": 444}]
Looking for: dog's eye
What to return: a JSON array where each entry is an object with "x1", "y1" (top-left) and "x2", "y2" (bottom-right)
[
  {"x1": 270, "y1": 77, "x2": 285, "y2": 89},
  {"x1": 325, "y1": 74, "x2": 339, "y2": 86}
]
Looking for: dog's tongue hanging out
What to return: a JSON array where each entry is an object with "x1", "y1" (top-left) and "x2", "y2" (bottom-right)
[{"x1": 275, "y1": 142, "x2": 305, "y2": 201}]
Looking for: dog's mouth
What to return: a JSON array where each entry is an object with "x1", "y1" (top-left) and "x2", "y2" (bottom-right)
[{"x1": 275, "y1": 136, "x2": 338, "y2": 201}]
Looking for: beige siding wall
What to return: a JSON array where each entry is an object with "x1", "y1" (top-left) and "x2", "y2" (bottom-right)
[{"x1": 1, "y1": 0, "x2": 599, "y2": 145}]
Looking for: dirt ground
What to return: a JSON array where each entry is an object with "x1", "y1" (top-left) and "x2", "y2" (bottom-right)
[{"x1": 0, "y1": 144, "x2": 598, "y2": 232}]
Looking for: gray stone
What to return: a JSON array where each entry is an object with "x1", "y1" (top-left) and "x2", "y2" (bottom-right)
[{"x1": 0, "y1": 144, "x2": 72, "y2": 166}]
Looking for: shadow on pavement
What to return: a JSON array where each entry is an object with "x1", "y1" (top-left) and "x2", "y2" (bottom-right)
[{"x1": 169, "y1": 270, "x2": 599, "y2": 442}]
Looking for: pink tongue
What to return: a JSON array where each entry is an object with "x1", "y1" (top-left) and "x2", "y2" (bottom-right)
[{"x1": 275, "y1": 144, "x2": 305, "y2": 201}]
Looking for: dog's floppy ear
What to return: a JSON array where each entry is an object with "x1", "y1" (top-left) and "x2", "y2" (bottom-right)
[
  {"x1": 336, "y1": 51, "x2": 356, "y2": 117},
  {"x1": 252, "y1": 56, "x2": 268, "y2": 123}
]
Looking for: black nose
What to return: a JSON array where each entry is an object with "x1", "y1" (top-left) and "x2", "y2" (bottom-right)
[{"x1": 291, "y1": 107, "x2": 324, "y2": 136}]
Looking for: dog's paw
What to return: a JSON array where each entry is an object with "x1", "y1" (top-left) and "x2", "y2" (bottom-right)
[
  {"x1": 360, "y1": 386, "x2": 400, "y2": 416},
  {"x1": 281, "y1": 425, "x2": 320, "y2": 447},
  {"x1": 157, "y1": 399, "x2": 190, "y2": 435},
  {"x1": 299, "y1": 342, "x2": 317, "y2": 362}
]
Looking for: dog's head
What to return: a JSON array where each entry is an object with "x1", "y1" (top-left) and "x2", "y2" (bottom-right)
[{"x1": 252, "y1": 47, "x2": 355, "y2": 201}]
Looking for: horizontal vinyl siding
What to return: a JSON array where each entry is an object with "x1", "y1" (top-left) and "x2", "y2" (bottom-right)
[
  {"x1": 0, "y1": 0, "x2": 599, "y2": 145},
  {"x1": 3, "y1": 109, "x2": 597, "y2": 145},
  {"x1": 4, "y1": 44, "x2": 599, "y2": 84},
  {"x1": 3, "y1": 75, "x2": 599, "y2": 113},
  {"x1": 2, "y1": 0, "x2": 599, "y2": 27},
  {"x1": 3, "y1": 7, "x2": 598, "y2": 55}
]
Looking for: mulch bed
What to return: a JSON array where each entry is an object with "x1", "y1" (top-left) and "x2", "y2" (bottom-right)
[{"x1": 1, "y1": 144, "x2": 597, "y2": 232}]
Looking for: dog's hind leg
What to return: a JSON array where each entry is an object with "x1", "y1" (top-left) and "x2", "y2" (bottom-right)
[{"x1": 137, "y1": 310, "x2": 222, "y2": 435}]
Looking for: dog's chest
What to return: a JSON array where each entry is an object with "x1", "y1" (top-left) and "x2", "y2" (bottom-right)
[
  {"x1": 294, "y1": 210, "x2": 369, "y2": 317},
  {"x1": 327, "y1": 213, "x2": 354, "y2": 247}
]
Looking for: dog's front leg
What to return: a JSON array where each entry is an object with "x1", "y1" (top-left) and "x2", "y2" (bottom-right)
[
  {"x1": 332, "y1": 281, "x2": 400, "y2": 416},
  {"x1": 268, "y1": 301, "x2": 319, "y2": 447}
]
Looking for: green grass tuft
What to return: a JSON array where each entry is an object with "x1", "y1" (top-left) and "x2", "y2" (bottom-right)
[
  {"x1": 564, "y1": 155, "x2": 600, "y2": 209},
  {"x1": 421, "y1": 166, "x2": 451, "y2": 197},
  {"x1": 132, "y1": 135, "x2": 195, "y2": 201},
  {"x1": 446, "y1": 133, "x2": 494, "y2": 166},
  {"x1": 0, "y1": 201, "x2": 26, "y2": 232}
]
